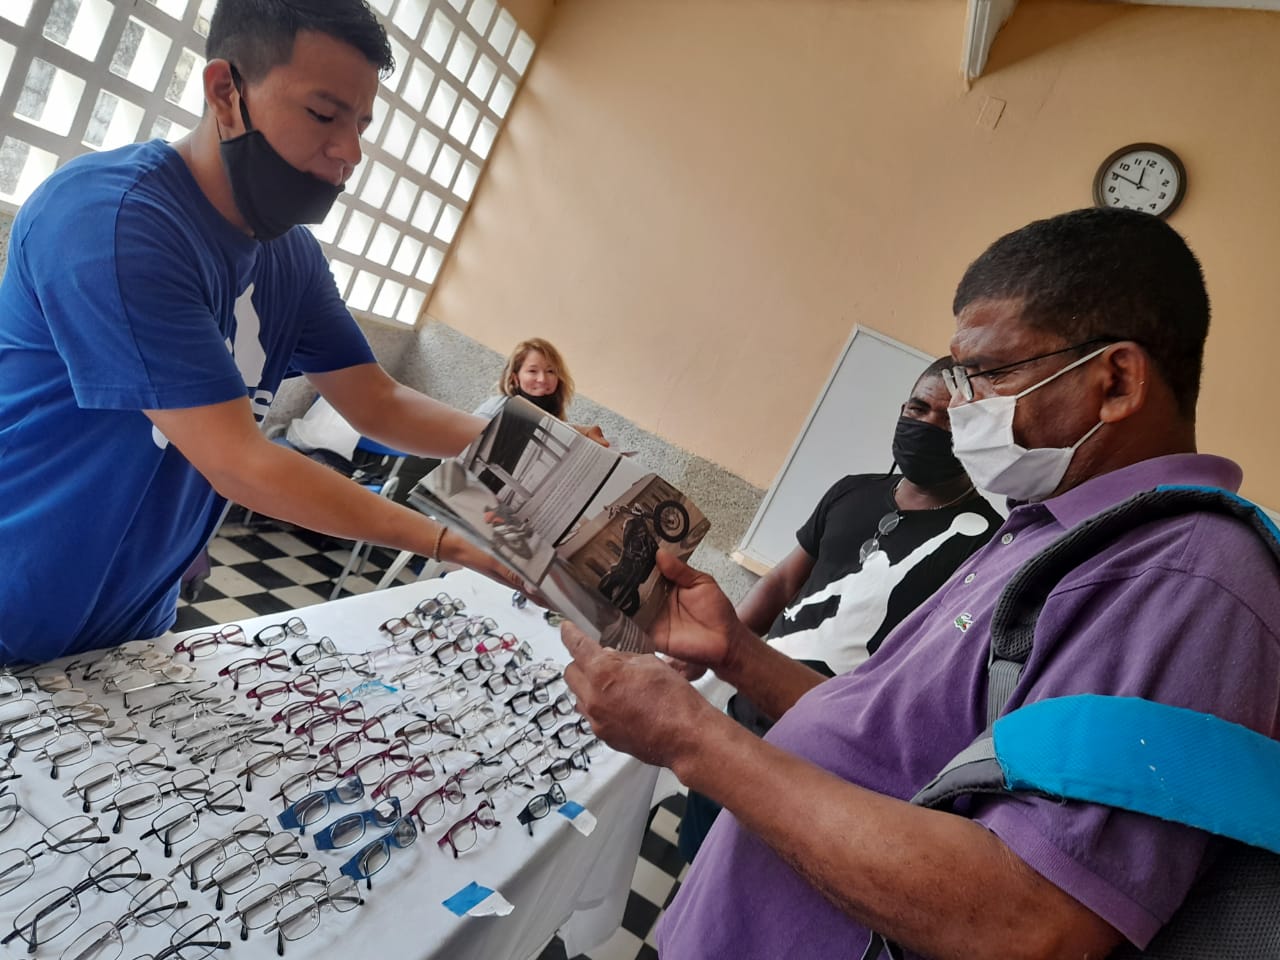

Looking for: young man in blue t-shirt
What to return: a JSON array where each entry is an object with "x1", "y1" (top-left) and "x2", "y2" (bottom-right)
[{"x1": 0, "y1": 0, "x2": 514, "y2": 663}]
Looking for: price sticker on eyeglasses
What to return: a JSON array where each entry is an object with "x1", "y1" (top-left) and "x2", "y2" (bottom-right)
[
  {"x1": 442, "y1": 881, "x2": 514, "y2": 917},
  {"x1": 557, "y1": 800, "x2": 597, "y2": 837}
]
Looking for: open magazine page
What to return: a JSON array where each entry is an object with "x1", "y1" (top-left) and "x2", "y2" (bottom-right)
[{"x1": 406, "y1": 397, "x2": 709, "y2": 652}]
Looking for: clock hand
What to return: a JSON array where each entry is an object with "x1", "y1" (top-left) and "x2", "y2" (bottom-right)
[
  {"x1": 1112, "y1": 171, "x2": 1142, "y2": 187},
  {"x1": 1136, "y1": 166, "x2": 1147, "y2": 190}
]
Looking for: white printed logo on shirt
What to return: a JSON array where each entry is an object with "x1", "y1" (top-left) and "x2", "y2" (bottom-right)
[
  {"x1": 770, "y1": 511, "x2": 991, "y2": 675},
  {"x1": 151, "y1": 282, "x2": 273, "y2": 450}
]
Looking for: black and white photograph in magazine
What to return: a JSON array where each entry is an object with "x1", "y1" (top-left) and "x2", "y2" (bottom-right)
[{"x1": 408, "y1": 397, "x2": 708, "y2": 652}]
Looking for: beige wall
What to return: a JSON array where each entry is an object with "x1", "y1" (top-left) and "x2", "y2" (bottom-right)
[
  {"x1": 500, "y1": 0, "x2": 556, "y2": 43},
  {"x1": 427, "y1": 0, "x2": 1280, "y2": 509}
]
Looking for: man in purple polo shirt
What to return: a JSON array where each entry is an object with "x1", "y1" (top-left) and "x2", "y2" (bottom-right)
[{"x1": 561, "y1": 208, "x2": 1280, "y2": 959}]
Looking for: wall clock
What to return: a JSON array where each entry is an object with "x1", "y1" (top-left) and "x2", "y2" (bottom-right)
[{"x1": 1093, "y1": 143, "x2": 1187, "y2": 218}]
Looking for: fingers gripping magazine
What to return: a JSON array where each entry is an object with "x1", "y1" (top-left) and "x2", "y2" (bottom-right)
[{"x1": 407, "y1": 397, "x2": 709, "y2": 653}]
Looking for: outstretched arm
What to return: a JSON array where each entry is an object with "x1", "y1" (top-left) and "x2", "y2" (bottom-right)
[
  {"x1": 145, "y1": 396, "x2": 522, "y2": 590},
  {"x1": 305, "y1": 362, "x2": 488, "y2": 459}
]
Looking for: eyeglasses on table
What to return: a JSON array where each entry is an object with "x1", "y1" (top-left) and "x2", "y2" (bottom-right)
[
  {"x1": 270, "y1": 690, "x2": 361, "y2": 734},
  {"x1": 474, "y1": 631, "x2": 521, "y2": 655},
  {"x1": 1, "y1": 847, "x2": 150, "y2": 954},
  {"x1": 0, "y1": 815, "x2": 110, "y2": 896},
  {"x1": 290, "y1": 635, "x2": 346, "y2": 667},
  {"x1": 56, "y1": 877, "x2": 187, "y2": 960},
  {"x1": 288, "y1": 701, "x2": 368, "y2": 747},
  {"x1": 264, "y1": 874, "x2": 363, "y2": 954},
  {"x1": 253, "y1": 616, "x2": 309, "y2": 648},
  {"x1": 225, "y1": 860, "x2": 328, "y2": 942},
  {"x1": 102, "y1": 769, "x2": 215, "y2": 834},
  {"x1": 392, "y1": 711, "x2": 460, "y2": 747},
  {"x1": 313, "y1": 797, "x2": 402, "y2": 851},
  {"x1": 541, "y1": 739, "x2": 604, "y2": 781},
  {"x1": 413, "y1": 593, "x2": 467, "y2": 620},
  {"x1": 327, "y1": 739, "x2": 415, "y2": 786},
  {"x1": 244, "y1": 676, "x2": 323, "y2": 712},
  {"x1": 186, "y1": 726, "x2": 287, "y2": 775},
  {"x1": 549, "y1": 716, "x2": 594, "y2": 750},
  {"x1": 165, "y1": 814, "x2": 275, "y2": 892},
  {"x1": 172, "y1": 625, "x2": 252, "y2": 661},
  {"x1": 436, "y1": 800, "x2": 500, "y2": 860},
  {"x1": 517, "y1": 782, "x2": 567, "y2": 836},
  {"x1": 0, "y1": 785, "x2": 19, "y2": 835},
  {"x1": 202, "y1": 832, "x2": 308, "y2": 910},
  {"x1": 405, "y1": 774, "x2": 466, "y2": 829},
  {"x1": 236, "y1": 736, "x2": 314, "y2": 793},
  {"x1": 339, "y1": 815, "x2": 417, "y2": 890},
  {"x1": 129, "y1": 912, "x2": 229, "y2": 960},
  {"x1": 368, "y1": 753, "x2": 441, "y2": 802},
  {"x1": 138, "y1": 780, "x2": 245, "y2": 857},
  {"x1": 276, "y1": 776, "x2": 365, "y2": 833},
  {"x1": 217, "y1": 650, "x2": 292, "y2": 690},
  {"x1": 530, "y1": 693, "x2": 577, "y2": 732}
]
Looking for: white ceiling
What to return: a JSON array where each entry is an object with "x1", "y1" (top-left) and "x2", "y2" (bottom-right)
[{"x1": 963, "y1": 0, "x2": 1280, "y2": 81}]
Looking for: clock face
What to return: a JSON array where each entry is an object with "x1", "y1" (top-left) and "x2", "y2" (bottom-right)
[{"x1": 1093, "y1": 143, "x2": 1186, "y2": 218}]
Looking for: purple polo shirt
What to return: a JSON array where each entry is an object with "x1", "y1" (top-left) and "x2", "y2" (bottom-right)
[{"x1": 657, "y1": 454, "x2": 1280, "y2": 959}]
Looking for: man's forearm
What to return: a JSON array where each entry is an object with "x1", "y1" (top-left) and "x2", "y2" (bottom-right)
[
  {"x1": 672, "y1": 714, "x2": 1121, "y2": 960},
  {"x1": 352, "y1": 381, "x2": 487, "y2": 459},
  {"x1": 212, "y1": 440, "x2": 445, "y2": 556},
  {"x1": 715, "y1": 624, "x2": 827, "y2": 720}
]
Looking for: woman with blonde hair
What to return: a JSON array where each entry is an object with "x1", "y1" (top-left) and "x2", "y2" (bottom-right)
[
  {"x1": 476, "y1": 338, "x2": 607, "y2": 445},
  {"x1": 494, "y1": 337, "x2": 574, "y2": 419}
]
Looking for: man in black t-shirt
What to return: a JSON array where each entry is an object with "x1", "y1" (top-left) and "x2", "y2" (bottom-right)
[{"x1": 678, "y1": 357, "x2": 1003, "y2": 861}]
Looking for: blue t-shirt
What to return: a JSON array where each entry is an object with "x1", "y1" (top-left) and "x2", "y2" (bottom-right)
[{"x1": 0, "y1": 140, "x2": 375, "y2": 662}]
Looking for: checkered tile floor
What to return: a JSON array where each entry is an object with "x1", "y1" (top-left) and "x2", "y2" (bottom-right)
[{"x1": 177, "y1": 514, "x2": 690, "y2": 959}]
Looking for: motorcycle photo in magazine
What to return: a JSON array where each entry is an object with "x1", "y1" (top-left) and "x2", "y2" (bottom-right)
[{"x1": 407, "y1": 397, "x2": 710, "y2": 653}]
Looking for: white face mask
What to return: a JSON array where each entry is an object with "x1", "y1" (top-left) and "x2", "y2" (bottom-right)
[{"x1": 949, "y1": 345, "x2": 1109, "y2": 502}]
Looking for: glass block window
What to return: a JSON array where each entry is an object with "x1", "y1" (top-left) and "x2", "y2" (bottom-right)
[{"x1": 0, "y1": 0, "x2": 534, "y2": 326}]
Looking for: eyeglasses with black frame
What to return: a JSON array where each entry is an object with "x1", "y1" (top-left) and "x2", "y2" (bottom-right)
[
  {"x1": 1, "y1": 847, "x2": 150, "y2": 954},
  {"x1": 225, "y1": 860, "x2": 328, "y2": 942},
  {"x1": 55, "y1": 877, "x2": 187, "y2": 960},
  {"x1": 517, "y1": 782, "x2": 566, "y2": 836},
  {"x1": 202, "y1": 832, "x2": 308, "y2": 910},
  {"x1": 103, "y1": 769, "x2": 212, "y2": 833},
  {"x1": 131, "y1": 912, "x2": 230, "y2": 960},
  {"x1": 139, "y1": 780, "x2": 246, "y2": 857},
  {"x1": 264, "y1": 874, "x2": 363, "y2": 954},
  {"x1": 0, "y1": 815, "x2": 110, "y2": 897},
  {"x1": 253, "y1": 616, "x2": 308, "y2": 648},
  {"x1": 61, "y1": 742, "x2": 175, "y2": 814},
  {"x1": 940, "y1": 338, "x2": 1117, "y2": 403}
]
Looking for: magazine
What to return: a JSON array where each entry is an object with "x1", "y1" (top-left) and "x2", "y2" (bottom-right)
[{"x1": 407, "y1": 397, "x2": 709, "y2": 653}]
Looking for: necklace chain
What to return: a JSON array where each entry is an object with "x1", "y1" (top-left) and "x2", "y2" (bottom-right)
[{"x1": 892, "y1": 477, "x2": 976, "y2": 512}]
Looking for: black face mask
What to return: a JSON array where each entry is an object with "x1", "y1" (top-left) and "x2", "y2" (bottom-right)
[
  {"x1": 218, "y1": 65, "x2": 342, "y2": 242},
  {"x1": 515, "y1": 389, "x2": 561, "y2": 416},
  {"x1": 891, "y1": 416, "x2": 967, "y2": 488}
]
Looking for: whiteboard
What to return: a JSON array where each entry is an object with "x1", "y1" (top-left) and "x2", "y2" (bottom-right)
[{"x1": 735, "y1": 326, "x2": 935, "y2": 573}]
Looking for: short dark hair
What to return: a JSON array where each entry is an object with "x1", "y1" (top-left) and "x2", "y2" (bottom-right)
[
  {"x1": 207, "y1": 0, "x2": 395, "y2": 83},
  {"x1": 911, "y1": 356, "x2": 951, "y2": 392},
  {"x1": 952, "y1": 208, "x2": 1210, "y2": 417}
]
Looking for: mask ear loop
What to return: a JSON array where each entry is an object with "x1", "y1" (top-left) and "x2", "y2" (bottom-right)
[
  {"x1": 226, "y1": 62, "x2": 253, "y2": 132},
  {"x1": 1012, "y1": 344, "x2": 1111, "y2": 401}
]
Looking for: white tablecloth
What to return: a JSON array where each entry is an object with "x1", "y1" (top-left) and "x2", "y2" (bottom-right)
[{"x1": 0, "y1": 573, "x2": 659, "y2": 960}]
